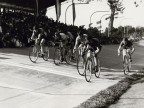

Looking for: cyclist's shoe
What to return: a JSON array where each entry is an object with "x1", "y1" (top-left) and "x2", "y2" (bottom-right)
[
  {"x1": 71, "y1": 56, "x2": 75, "y2": 60},
  {"x1": 129, "y1": 58, "x2": 132, "y2": 62},
  {"x1": 60, "y1": 57, "x2": 65, "y2": 62},
  {"x1": 92, "y1": 67, "x2": 95, "y2": 74},
  {"x1": 129, "y1": 56, "x2": 132, "y2": 62},
  {"x1": 41, "y1": 54, "x2": 44, "y2": 58},
  {"x1": 82, "y1": 52, "x2": 85, "y2": 58},
  {"x1": 92, "y1": 66, "x2": 98, "y2": 74},
  {"x1": 95, "y1": 66, "x2": 99, "y2": 72}
]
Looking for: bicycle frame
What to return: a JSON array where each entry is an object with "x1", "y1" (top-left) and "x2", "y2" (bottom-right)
[
  {"x1": 84, "y1": 48, "x2": 101, "y2": 82},
  {"x1": 76, "y1": 45, "x2": 87, "y2": 76},
  {"x1": 86, "y1": 48, "x2": 99, "y2": 68},
  {"x1": 122, "y1": 49, "x2": 130, "y2": 61},
  {"x1": 54, "y1": 41, "x2": 72, "y2": 64},
  {"x1": 77, "y1": 44, "x2": 85, "y2": 56},
  {"x1": 122, "y1": 49, "x2": 131, "y2": 75},
  {"x1": 29, "y1": 41, "x2": 49, "y2": 63}
]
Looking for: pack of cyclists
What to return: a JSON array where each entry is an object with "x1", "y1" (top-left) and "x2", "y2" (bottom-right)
[
  {"x1": 30, "y1": 26, "x2": 135, "y2": 72},
  {"x1": 73, "y1": 31, "x2": 102, "y2": 71}
]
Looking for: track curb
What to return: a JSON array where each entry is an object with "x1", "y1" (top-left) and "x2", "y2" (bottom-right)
[{"x1": 75, "y1": 70, "x2": 144, "y2": 108}]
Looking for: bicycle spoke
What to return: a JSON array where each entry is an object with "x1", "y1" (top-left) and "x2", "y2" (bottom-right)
[
  {"x1": 123, "y1": 56, "x2": 129, "y2": 75},
  {"x1": 77, "y1": 55, "x2": 85, "y2": 76},
  {"x1": 85, "y1": 58, "x2": 92, "y2": 82},
  {"x1": 43, "y1": 46, "x2": 49, "y2": 61},
  {"x1": 29, "y1": 45, "x2": 39, "y2": 63},
  {"x1": 95, "y1": 59, "x2": 101, "y2": 78},
  {"x1": 65, "y1": 49, "x2": 72, "y2": 64},
  {"x1": 54, "y1": 48, "x2": 61, "y2": 65}
]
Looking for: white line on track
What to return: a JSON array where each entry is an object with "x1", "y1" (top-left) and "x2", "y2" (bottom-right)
[
  {"x1": 0, "y1": 60, "x2": 85, "y2": 80},
  {"x1": 0, "y1": 53, "x2": 139, "y2": 80}
]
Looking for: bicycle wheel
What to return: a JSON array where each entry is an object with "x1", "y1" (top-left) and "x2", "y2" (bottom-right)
[
  {"x1": 85, "y1": 58, "x2": 92, "y2": 82},
  {"x1": 73, "y1": 50, "x2": 78, "y2": 61},
  {"x1": 95, "y1": 58, "x2": 101, "y2": 78},
  {"x1": 43, "y1": 46, "x2": 49, "y2": 61},
  {"x1": 123, "y1": 55, "x2": 129, "y2": 75},
  {"x1": 128, "y1": 60, "x2": 131, "y2": 71},
  {"x1": 127, "y1": 56, "x2": 131, "y2": 72},
  {"x1": 65, "y1": 49, "x2": 72, "y2": 64},
  {"x1": 29, "y1": 45, "x2": 39, "y2": 63},
  {"x1": 77, "y1": 55, "x2": 85, "y2": 76},
  {"x1": 54, "y1": 48, "x2": 61, "y2": 65}
]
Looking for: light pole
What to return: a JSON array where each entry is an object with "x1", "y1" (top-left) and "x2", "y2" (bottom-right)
[
  {"x1": 99, "y1": 14, "x2": 110, "y2": 36},
  {"x1": 65, "y1": 2, "x2": 89, "y2": 25},
  {"x1": 89, "y1": 11, "x2": 109, "y2": 27},
  {"x1": 120, "y1": 18, "x2": 132, "y2": 37}
]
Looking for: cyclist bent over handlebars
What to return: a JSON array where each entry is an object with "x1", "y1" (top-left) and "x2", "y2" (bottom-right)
[
  {"x1": 118, "y1": 37, "x2": 135, "y2": 62},
  {"x1": 85, "y1": 36, "x2": 102, "y2": 72}
]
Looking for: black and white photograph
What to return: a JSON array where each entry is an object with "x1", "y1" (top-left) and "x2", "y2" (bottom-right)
[{"x1": 0, "y1": 0, "x2": 144, "y2": 108}]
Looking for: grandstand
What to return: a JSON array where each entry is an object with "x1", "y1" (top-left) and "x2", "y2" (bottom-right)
[
  {"x1": 0, "y1": 0, "x2": 87, "y2": 48},
  {"x1": 0, "y1": 0, "x2": 66, "y2": 13}
]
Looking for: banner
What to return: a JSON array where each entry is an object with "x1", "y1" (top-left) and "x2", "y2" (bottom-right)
[
  {"x1": 97, "y1": 25, "x2": 102, "y2": 29},
  {"x1": 35, "y1": 0, "x2": 38, "y2": 16},
  {"x1": 55, "y1": 0, "x2": 61, "y2": 21},
  {"x1": 77, "y1": 0, "x2": 92, "y2": 3},
  {"x1": 72, "y1": 3, "x2": 76, "y2": 25},
  {"x1": 96, "y1": 20, "x2": 101, "y2": 24}
]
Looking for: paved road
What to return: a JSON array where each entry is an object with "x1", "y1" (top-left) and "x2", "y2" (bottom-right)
[{"x1": 0, "y1": 40, "x2": 143, "y2": 108}]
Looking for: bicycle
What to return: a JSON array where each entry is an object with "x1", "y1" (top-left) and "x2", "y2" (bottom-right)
[
  {"x1": 123, "y1": 49, "x2": 132, "y2": 75},
  {"x1": 65, "y1": 44, "x2": 79, "y2": 65},
  {"x1": 84, "y1": 48, "x2": 101, "y2": 82},
  {"x1": 53, "y1": 40, "x2": 72, "y2": 65},
  {"x1": 29, "y1": 41, "x2": 49, "y2": 63}
]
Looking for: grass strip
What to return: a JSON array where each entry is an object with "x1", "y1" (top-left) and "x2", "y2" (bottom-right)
[{"x1": 75, "y1": 73, "x2": 144, "y2": 108}]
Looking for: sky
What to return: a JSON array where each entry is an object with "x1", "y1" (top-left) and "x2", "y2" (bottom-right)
[{"x1": 46, "y1": 0, "x2": 144, "y2": 31}]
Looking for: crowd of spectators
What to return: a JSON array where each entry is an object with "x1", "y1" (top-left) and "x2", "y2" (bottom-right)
[{"x1": 0, "y1": 9, "x2": 87, "y2": 48}]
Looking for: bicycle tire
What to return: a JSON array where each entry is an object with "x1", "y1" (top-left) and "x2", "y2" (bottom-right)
[
  {"x1": 95, "y1": 58, "x2": 101, "y2": 78},
  {"x1": 85, "y1": 58, "x2": 92, "y2": 82},
  {"x1": 54, "y1": 48, "x2": 61, "y2": 65},
  {"x1": 29, "y1": 45, "x2": 39, "y2": 63},
  {"x1": 73, "y1": 50, "x2": 78, "y2": 61},
  {"x1": 123, "y1": 55, "x2": 129, "y2": 75},
  {"x1": 43, "y1": 46, "x2": 49, "y2": 61},
  {"x1": 65, "y1": 49, "x2": 72, "y2": 64},
  {"x1": 77, "y1": 55, "x2": 85, "y2": 76}
]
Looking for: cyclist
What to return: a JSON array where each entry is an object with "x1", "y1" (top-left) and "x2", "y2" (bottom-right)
[
  {"x1": 38, "y1": 28, "x2": 47, "y2": 56},
  {"x1": 31, "y1": 26, "x2": 37, "y2": 40},
  {"x1": 118, "y1": 37, "x2": 135, "y2": 62},
  {"x1": 31, "y1": 27, "x2": 47, "y2": 57},
  {"x1": 85, "y1": 36, "x2": 102, "y2": 72},
  {"x1": 73, "y1": 32, "x2": 88, "y2": 56},
  {"x1": 54, "y1": 29, "x2": 73, "y2": 62}
]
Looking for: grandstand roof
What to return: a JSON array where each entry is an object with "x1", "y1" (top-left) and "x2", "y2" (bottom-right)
[{"x1": 0, "y1": 0, "x2": 66, "y2": 12}]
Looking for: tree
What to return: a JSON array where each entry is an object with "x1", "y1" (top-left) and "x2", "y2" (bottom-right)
[
  {"x1": 107, "y1": 0, "x2": 125, "y2": 36},
  {"x1": 87, "y1": 27, "x2": 100, "y2": 38}
]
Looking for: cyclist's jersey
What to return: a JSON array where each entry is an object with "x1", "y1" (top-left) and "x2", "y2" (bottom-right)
[
  {"x1": 38, "y1": 32, "x2": 47, "y2": 40},
  {"x1": 31, "y1": 29, "x2": 37, "y2": 40},
  {"x1": 66, "y1": 32, "x2": 74, "y2": 42},
  {"x1": 55, "y1": 32, "x2": 73, "y2": 48},
  {"x1": 120, "y1": 40, "x2": 133, "y2": 49},
  {"x1": 86, "y1": 38, "x2": 102, "y2": 51},
  {"x1": 75, "y1": 35, "x2": 87, "y2": 46},
  {"x1": 55, "y1": 32, "x2": 66, "y2": 41},
  {"x1": 33, "y1": 30, "x2": 36, "y2": 35},
  {"x1": 55, "y1": 32, "x2": 74, "y2": 43}
]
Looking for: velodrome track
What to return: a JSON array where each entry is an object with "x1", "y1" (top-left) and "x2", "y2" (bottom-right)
[{"x1": 0, "y1": 41, "x2": 143, "y2": 108}]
